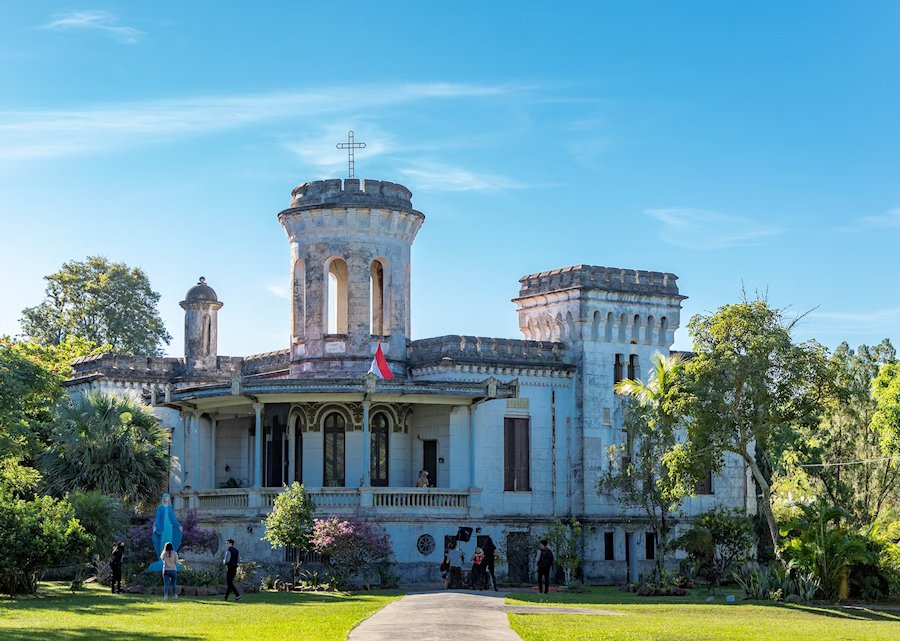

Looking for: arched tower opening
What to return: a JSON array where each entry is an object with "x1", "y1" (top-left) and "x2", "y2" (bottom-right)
[{"x1": 325, "y1": 257, "x2": 349, "y2": 335}]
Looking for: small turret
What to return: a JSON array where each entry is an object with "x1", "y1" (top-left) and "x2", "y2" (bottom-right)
[{"x1": 180, "y1": 277, "x2": 223, "y2": 372}]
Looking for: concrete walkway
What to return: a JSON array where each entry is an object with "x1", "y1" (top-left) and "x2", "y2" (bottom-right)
[
  {"x1": 348, "y1": 589, "x2": 627, "y2": 641},
  {"x1": 348, "y1": 590, "x2": 523, "y2": 641}
]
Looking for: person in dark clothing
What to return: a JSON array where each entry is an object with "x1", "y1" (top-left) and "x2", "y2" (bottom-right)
[
  {"x1": 482, "y1": 536, "x2": 498, "y2": 591},
  {"x1": 535, "y1": 539, "x2": 554, "y2": 594},
  {"x1": 110, "y1": 542, "x2": 125, "y2": 594},
  {"x1": 223, "y1": 538, "x2": 241, "y2": 601}
]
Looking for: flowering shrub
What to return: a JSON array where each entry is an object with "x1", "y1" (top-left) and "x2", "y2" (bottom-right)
[{"x1": 310, "y1": 516, "x2": 392, "y2": 587}]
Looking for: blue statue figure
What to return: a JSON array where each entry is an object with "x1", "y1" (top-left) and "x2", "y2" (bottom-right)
[{"x1": 148, "y1": 492, "x2": 184, "y2": 571}]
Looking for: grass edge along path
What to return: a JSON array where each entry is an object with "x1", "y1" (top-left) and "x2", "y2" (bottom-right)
[
  {"x1": 505, "y1": 587, "x2": 900, "y2": 641},
  {"x1": 0, "y1": 582, "x2": 402, "y2": 641}
]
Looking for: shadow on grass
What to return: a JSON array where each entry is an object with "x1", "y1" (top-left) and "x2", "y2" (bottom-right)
[
  {"x1": 510, "y1": 587, "x2": 900, "y2": 622},
  {"x1": 0, "y1": 630, "x2": 202, "y2": 641}
]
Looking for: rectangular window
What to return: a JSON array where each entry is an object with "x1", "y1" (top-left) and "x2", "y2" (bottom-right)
[
  {"x1": 604, "y1": 532, "x2": 615, "y2": 560},
  {"x1": 504, "y1": 417, "x2": 531, "y2": 491},
  {"x1": 614, "y1": 354, "x2": 624, "y2": 384},
  {"x1": 627, "y1": 354, "x2": 638, "y2": 380},
  {"x1": 694, "y1": 471, "x2": 714, "y2": 495},
  {"x1": 645, "y1": 532, "x2": 656, "y2": 560}
]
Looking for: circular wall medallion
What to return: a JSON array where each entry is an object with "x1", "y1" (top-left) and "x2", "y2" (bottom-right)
[{"x1": 416, "y1": 533, "x2": 435, "y2": 556}]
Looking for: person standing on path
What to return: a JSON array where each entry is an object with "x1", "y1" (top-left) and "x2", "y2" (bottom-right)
[
  {"x1": 109, "y1": 542, "x2": 124, "y2": 594},
  {"x1": 161, "y1": 542, "x2": 179, "y2": 600},
  {"x1": 223, "y1": 538, "x2": 242, "y2": 601},
  {"x1": 535, "y1": 539, "x2": 554, "y2": 594},
  {"x1": 482, "y1": 536, "x2": 498, "y2": 591},
  {"x1": 447, "y1": 540, "x2": 464, "y2": 589}
]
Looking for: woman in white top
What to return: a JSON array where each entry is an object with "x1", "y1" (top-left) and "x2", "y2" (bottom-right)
[{"x1": 161, "y1": 541, "x2": 179, "y2": 600}]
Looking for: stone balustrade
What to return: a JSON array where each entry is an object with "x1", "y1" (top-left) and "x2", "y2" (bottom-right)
[{"x1": 177, "y1": 486, "x2": 479, "y2": 519}]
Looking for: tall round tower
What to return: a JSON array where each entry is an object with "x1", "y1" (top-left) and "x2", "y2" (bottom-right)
[
  {"x1": 278, "y1": 178, "x2": 425, "y2": 377},
  {"x1": 180, "y1": 277, "x2": 223, "y2": 373}
]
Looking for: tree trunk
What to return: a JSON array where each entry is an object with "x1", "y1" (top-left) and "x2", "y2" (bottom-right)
[{"x1": 744, "y1": 453, "x2": 781, "y2": 558}]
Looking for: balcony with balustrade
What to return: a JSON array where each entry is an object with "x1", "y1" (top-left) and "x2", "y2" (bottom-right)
[{"x1": 175, "y1": 486, "x2": 480, "y2": 521}]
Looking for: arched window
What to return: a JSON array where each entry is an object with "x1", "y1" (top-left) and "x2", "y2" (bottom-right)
[
  {"x1": 201, "y1": 314, "x2": 211, "y2": 355},
  {"x1": 645, "y1": 315, "x2": 655, "y2": 345},
  {"x1": 292, "y1": 258, "x2": 305, "y2": 338},
  {"x1": 605, "y1": 312, "x2": 614, "y2": 342},
  {"x1": 591, "y1": 310, "x2": 601, "y2": 341},
  {"x1": 325, "y1": 258, "x2": 348, "y2": 334},
  {"x1": 658, "y1": 317, "x2": 668, "y2": 346},
  {"x1": 631, "y1": 315, "x2": 641, "y2": 343},
  {"x1": 371, "y1": 412, "x2": 389, "y2": 487},
  {"x1": 618, "y1": 313, "x2": 628, "y2": 342},
  {"x1": 323, "y1": 412, "x2": 345, "y2": 486},
  {"x1": 369, "y1": 260, "x2": 391, "y2": 336}
]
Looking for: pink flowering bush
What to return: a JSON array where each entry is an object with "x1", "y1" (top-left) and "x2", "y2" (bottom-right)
[{"x1": 310, "y1": 516, "x2": 393, "y2": 587}]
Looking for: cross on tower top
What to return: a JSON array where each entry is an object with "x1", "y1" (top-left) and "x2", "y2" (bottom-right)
[{"x1": 336, "y1": 130, "x2": 366, "y2": 178}]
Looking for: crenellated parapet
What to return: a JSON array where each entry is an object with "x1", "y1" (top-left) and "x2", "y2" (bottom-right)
[
  {"x1": 518, "y1": 264, "x2": 682, "y2": 298},
  {"x1": 410, "y1": 335, "x2": 572, "y2": 369},
  {"x1": 289, "y1": 178, "x2": 415, "y2": 211}
]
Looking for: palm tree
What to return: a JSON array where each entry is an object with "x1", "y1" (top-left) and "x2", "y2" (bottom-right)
[
  {"x1": 612, "y1": 351, "x2": 685, "y2": 580},
  {"x1": 41, "y1": 391, "x2": 170, "y2": 508}
]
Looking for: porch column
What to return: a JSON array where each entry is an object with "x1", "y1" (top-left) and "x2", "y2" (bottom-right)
[
  {"x1": 209, "y1": 416, "x2": 217, "y2": 488},
  {"x1": 362, "y1": 399, "x2": 371, "y2": 486},
  {"x1": 253, "y1": 402, "x2": 263, "y2": 487},
  {"x1": 190, "y1": 410, "x2": 202, "y2": 490},
  {"x1": 288, "y1": 414, "x2": 296, "y2": 484}
]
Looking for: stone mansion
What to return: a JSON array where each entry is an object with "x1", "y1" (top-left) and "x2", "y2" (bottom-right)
[{"x1": 66, "y1": 176, "x2": 752, "y2": 583}]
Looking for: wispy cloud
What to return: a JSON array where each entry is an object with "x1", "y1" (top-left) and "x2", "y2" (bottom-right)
[
  {"x1": 399, "y1": 162, "x2": 524, "y2": 192},
  {"x1": 646, "y1": 207, "x2": 782, "y2": 250},
  {"x1": 38, "y1": 10, "x2": 143, "y2": 44},
  {"x1": 808, "y1": 306, "x2": 900, "y2": 336},
  {"x1": 859, "y1": 207, "x2": 900, "y2": 229},
  {"x1": 0, "y1": 83, "x2": 522, "y2": 162},
  {"x1": 266, "y1": 284, "x2": 290, "y2": 300}
]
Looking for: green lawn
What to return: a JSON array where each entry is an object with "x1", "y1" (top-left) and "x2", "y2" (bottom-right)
[
  {"x1": 507, "y1": 587, "x2": 900, "y2": 641},
  {"x1": 0, "y1": 582, "x2": 400, "y2": 641}
]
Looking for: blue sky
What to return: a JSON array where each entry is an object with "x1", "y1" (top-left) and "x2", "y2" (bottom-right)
[{"x1": 1, "y1": 2, "x2": 898, "y2": 357}]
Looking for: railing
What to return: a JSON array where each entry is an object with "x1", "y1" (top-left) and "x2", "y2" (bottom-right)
[
  {"x1": 372, "y1": 488, "x2": 469, "y2": 509},
  {"x1": 179, "y1": 486, "x2": 475, "y2": 516}
]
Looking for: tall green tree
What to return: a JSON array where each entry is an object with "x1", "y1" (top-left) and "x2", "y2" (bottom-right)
[
  {"x1": 41, "y1": 391, "x2": 170, "y2": 508},
  {"x1": 672, "y1": 299, "x2": 831, "y2": 557},
  {"x1": 794, "y1": 340, "x2": 898, "y2": 528},
  {"x1": 600, "y1": 352, "x2": 689, "y2": 580},
  {"x1": 21, "y1": 256, "x2": 171, "y2": 356},
  {"x1": 872, "y1": 361, "x2": 900, "y2": 455},
  {"x1": 263, "y1": 482, "x2": 316, "y2": 584}
]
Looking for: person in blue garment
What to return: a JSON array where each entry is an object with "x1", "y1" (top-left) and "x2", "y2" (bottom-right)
[{"x1": 148, "y1": 493, "x2": 184, "y2": 571}]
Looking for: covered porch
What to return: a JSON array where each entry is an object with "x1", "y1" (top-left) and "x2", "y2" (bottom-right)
[{"x1": 161, "y1": 375, "x2": 515, "y2": 516}]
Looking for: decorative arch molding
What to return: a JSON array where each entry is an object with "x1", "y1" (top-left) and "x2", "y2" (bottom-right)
[{"x1": 289, "y1": 401, "x2": 412, "y2": 433}]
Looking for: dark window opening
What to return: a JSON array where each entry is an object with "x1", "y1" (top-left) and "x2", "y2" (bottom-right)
[
  {"x1": 614, "y1": 354, "x2": 624, "y2": 384},
  {"x1": 627, "y1": 354, "x2": 638, "y2": 380},
  {"x1": 645, "y1": 532, "x2": 656, "y2": 560},
  {"x1": 694, "y1": 470, "x2": 714, "y2": 495},
  {"x1": 323, "y1": 412, "x2": 345, "y2": 486},
  {"x1": 504, "y1": 417, "x2": 531, "y2": 491},
  {"x1": 371, "y1": 411, "x2": 389, "y2": 487},
  {"x1": 604, "y1": 532, "x2": 615, "y2": 560}
]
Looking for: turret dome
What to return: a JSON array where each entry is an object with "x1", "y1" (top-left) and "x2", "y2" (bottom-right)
[{"x1": 183, "y1": 277, "x2": 218, "y2": 303}]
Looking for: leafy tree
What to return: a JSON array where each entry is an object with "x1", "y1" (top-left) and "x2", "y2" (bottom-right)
[
  {"x1": 792, "y1": 340, "x2": 898, "y2": 528},
  {"x1": 671, "y1": 299, "x2": 830, "y2": 557},
  {"x1": 872, "y1": 362, "x2": 900, "y2": 455},
  {"x1": 600, "y1": 352, "x2": 690, "y2": 580},
  {"x1": 545, "y1": 519, "x2": 583, "y2": 585},
  {"x1": 0, "y1": 491, "x2": 93, "y2": 594},
  {"x1": 41, "y1": 391, "x2": 170, "y2": 508},
  {"x1": 68, "y1": 491, "x2": 129, "y2": 561},
  {"x1": 675, "y1": 506, "x2": 755, "y2": 588},
  {"x1": 310, "y1": 516, "x2": 392, "y2": 588},
  {"x1": 21, "y1": 256, "x2": 171, "y2": 356},
  {"x1": 263, "y1": 482, "x2": 316, "y2": 584},
  {"x1": 780, "y1": 500, "x2": 871, "y2": 599}
]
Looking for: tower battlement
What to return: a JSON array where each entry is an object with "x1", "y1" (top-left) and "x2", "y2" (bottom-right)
[
  {"x1": 288, "y1": 178, "x2": 415, "y2": 212},
  {"x1": 517, "y1": 264, "x2": 683, "y2": 299}
]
